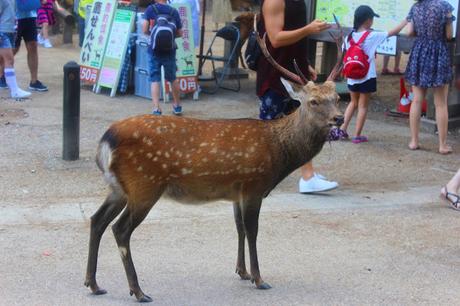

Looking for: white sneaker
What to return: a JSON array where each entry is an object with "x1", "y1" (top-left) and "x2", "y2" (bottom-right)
[
  {"x1": 299, "y1": 175, "x2": 338, "y2": 194},
  {"x1": 11, "y1": 88, "x2": 32, "y2": 99},
  {"x1": 37, "y1": 33, "x2": 45, "y2": 45},
  {"x1": 43, "y1": 39, "x2": 53, "y2": 48}
]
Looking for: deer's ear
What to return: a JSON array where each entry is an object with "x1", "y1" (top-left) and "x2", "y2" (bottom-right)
[{"x1": 280, "y1": 77, "x2": 304, "y2": 101}]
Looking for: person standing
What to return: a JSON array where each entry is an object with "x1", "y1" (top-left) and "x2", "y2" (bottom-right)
[
  {"x1": 381, "y1": 52, "x2": 403, "y2": 75},
  {"x1": 0, "y1": 0, "x2": 31, "y2": 98},
  {"x1": 78, "y1": 0, "x2": 94, "y2": 48},
  {"x1": 143, "y1": 0, "x2": 183, "y2": 115},
  {"x1": 405, "y1": 0, "x2": 455, "y2": 154},
  {"x1": 257, "y1": 0, "x2": 338, "y2": 193},
  {"x1": 0, "y1": 3, "x2": 49, "y2": 92}
]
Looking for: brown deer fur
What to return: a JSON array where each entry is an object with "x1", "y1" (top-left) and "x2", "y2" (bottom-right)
[{"x1": 84, "y1": 79, "x2": 343, "y2": 303}]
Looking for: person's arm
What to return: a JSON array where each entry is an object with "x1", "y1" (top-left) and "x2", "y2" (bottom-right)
[
  {"x1": 387, "y1": 19, "x2": 408, "y2": 37},
  {"x1": 263, "y1": 0, "x2": 330, "y2": 48},
  {"x1": 173, "y1": 9, "x2": 182, "y2": 38},
  {"x1": 445, "y1": 12, "x2": 454, "y2": 40},
  {"x1": 143, "y1": 19, "x2": 150, "y2": 35},
  {"x1": 406, "y1": 21, "x2": 415, "y2": 37}
]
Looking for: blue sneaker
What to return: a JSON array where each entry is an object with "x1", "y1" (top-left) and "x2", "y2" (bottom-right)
[
  {"x1": 172, "y1": 104, "x2": 182, "y2": 115},
  {"x1": 29, "y1": 80, "x2": 48, "y2": 92},
  {"x1": 152, "y1": 109, "x2": 162, "y2": 115},
  {"x1": 0, "y1": 76, "x2": 8, "y2": 89}
]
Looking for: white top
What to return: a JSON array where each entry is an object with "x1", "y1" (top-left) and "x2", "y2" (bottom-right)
[{"x1": 345, "y1": 31, "x2": 388, "y2": 85}]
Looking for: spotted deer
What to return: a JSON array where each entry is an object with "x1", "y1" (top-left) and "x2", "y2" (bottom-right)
[{"x1": 85, "y1": 21, "x2": 345, "y2": 303}]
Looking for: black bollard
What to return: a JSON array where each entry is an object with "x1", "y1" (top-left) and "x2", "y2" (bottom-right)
[{"x1": 63, "y1": 61, "x2": 80, "y2": 161}]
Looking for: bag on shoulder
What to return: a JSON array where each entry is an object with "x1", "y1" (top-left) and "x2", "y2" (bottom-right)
[
  {"x1": 342, "y1": 31, "x2": 371, "y2": 79},
  {"x1": 149, "y1": 4, "x2": 177, "y2": 54},
  {"x1": 244, "y1": 14, "x2": 262, "y2": 71},
  {"x1": 16, "y1": 0, "x2": 41, "y2": 11}
]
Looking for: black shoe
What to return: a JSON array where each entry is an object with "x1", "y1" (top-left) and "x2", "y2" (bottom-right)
[
  {"x1": 29, "y1": 80, "x2": 48, "y2": 92},
  {"x1": 0, "y1": 76, "x2": 8, "y2": 89}
]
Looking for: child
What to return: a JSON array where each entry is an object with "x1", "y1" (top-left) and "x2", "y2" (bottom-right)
[
  {"x1": 331, "y1": 5, "x2": 407, "y2": 143},
  {"x1": 37, "y1": 0, "x2": 57, "y2": 48},
  {"x1": 0, "y1": 0, "x2": 32, "y2": 98}
]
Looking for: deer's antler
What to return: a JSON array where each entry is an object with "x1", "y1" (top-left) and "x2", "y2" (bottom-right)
[
  {"x1": 256, "y1": 33, "x2": 306, "y2": 85},
  {"x1": 326, "y1": 14, "x2": 345, "y2": 82}
]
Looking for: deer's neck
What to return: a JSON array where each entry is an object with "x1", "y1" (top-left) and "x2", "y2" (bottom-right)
[{"x1": 270, "y1": 109, "x2": 328, "y2": 181}]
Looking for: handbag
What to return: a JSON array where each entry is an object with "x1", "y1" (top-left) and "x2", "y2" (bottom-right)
[
  {"x1": 16, "y1": 0, "x2": 41, "y2": 12},
  {"x1": 244, "y1": 14, "x2": 262, "y2": 71}
]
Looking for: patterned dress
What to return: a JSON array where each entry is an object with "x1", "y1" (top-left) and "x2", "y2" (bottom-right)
[
  {"x1": 37, "y1": 0, "x2": 56, "y2": 26},
  {"x1": 405, "y1": 0, "x2": 456, "y2": 88}
]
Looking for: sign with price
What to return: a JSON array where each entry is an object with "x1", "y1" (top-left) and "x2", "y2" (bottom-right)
[
  {"x1": 79, "y1": 0, "x2": 117, "y2": 84},
  {"x1": 376, "y1": 36, "x2": 397, "y2": 56}
]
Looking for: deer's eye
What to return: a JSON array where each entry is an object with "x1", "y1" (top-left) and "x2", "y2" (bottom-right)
[{"x1": 309, "y1": 99, "x2": 319, "y2": 106}]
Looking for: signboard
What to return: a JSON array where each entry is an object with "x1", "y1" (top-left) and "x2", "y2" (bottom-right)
[
  {"x1": 376, "y1": 36, "x2": 397, "y2": 55},
  {"x1": 97, "y1": 4, "x2": 136, "y2": 96},
  {"x1": 316, "y1": 0, "x2": 459, "y2": 37},
  {"x1": 171, "y1": 3, "x2": 198, "y2": 94},
  {"x1": 79, "y1": 0, "x2": 117, "y2": 84}
]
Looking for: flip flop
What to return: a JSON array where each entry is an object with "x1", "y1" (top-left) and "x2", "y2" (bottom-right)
[
  {"x1": 408, "y1": 144, "x2": 420, "y2": 150},
  {"x1": 381, "y1": 68, "x2": 390, "y2": 75},
  {"x1": 441, "y1": 186, "x2": 460, "y2": 211},
  {"x1": 439, "y1": 146, "x2": 453, "y2": 155}
]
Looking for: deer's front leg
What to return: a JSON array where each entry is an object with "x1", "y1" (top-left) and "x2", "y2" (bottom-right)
[
  {"x1": 233, "y1": 202, "x2": 251, "y2": 280},
  {"x1": 242, "y1": 197, "x2": 271, "y2": 289}
]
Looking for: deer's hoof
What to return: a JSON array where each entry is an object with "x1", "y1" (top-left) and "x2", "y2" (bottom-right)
[
  {"x1": 235, "y1": 268, "x2": 251, "y2": 280},
  {"x1": 85, "y1": 280, "x2": 107, "y2": 295},
  {"x1": 137, "y1": 294, "x2": 153, "y2": 303},
  {"x1": 256, "y1": 282, "x2": 272, "y2": 290}
]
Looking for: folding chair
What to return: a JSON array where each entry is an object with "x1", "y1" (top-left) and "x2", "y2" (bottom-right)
[{"x1": 197, "y1": 24, "x2": 241, "y2": 94}]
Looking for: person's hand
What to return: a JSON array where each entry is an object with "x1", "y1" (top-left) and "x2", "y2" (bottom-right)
[
  {"x1": 41, "y1": 0, "x2": 47, "y2": 4},
  {"x1": 305, "y1": 20, "x2": 331, "y2": 35},
  {"x1": 308, "y1": 65, "x2": 318, "y2": 81}
]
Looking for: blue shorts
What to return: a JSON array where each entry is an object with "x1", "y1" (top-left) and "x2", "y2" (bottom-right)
[
  {"x1": 259, "y1": 89, "x2": 300, "y2": 120},
  {"x1": 148, "y1": 52, "x2": 177, "y2": 83},
  {"x1": 0, "y1": 32, "x2": 15, "y2": 49},
  {"x1": 348, "y1": 78, "x2": 377, "y2": 93}
]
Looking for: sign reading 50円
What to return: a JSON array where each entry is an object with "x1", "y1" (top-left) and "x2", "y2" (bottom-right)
[{"x1": 79, "y1": 0, "x2": 117, "y2": 84}]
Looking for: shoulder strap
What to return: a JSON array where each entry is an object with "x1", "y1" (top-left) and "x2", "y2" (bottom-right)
[
  {"x1": 356, "y1": 31, "x2": 371, "y2": 45},
  {"x1": 152, "y1": 4, "x2": 159, "y2": 15}
]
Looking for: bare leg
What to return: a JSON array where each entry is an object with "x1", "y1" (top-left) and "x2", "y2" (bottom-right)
[
  {"x1": 300, "y1": 161, "x2": 314, "y2": 180},
  {"x1": 354, "y1": 93, "x2": 370, "y2": 137},
  {"x1": 171, "y1": 79, "x2": 181, "y2": 106},
  {"x1": 85, "y1": 192, "x2": 127, "y2": 295},
  {"x1": 151, "y1": 82, "x2": 161, "y2": 112},
  {"x1": 341, "y1": 91, "x2": 359, "y2": 132},
  {"x1": 241, "y1": 196, "x2": 270, "y2": 289},
  {"x1": 233, "y1": 202, "x2": 251, "y2": 280},
  {"x1": 394, "y1": 52, "x2": 401, "y2": 72},
  {"x1": 433, "y1": 84, "x2": 451, "y2": 154},
  {"x1": 445, "y1": 169, "x2": 460, "y2": 194},
  {"x1": 382, "y1": 55, "x2": 390, "y2": 72},
  {"x1": 20, "y1": 41, "x2": 38, "y2": 83},
  {"x1": 42, "y1": 23, "x2": 49, "y2": 39},
  {"x1": 409, "y1": 86, "x2": 427, "y2": 150}
]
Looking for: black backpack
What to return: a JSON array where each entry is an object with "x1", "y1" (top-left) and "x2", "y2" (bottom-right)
[
  {"x1": 149, "y1": 4, "x2": 177, "y2": 54},
  {"x1": 244, "y1": 14, "x2": 262, "y2": 71}
]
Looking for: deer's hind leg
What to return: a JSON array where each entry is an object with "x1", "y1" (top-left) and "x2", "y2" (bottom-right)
[
  {"x1": 85, "y1": 191, "x2": 127, "y2": 295},
  {"x1": 233, "y1": 201, "x2": 251, "y2": 280},
  {"x1": 112, "y1": 187, "x2": 164, "y2": 303}
]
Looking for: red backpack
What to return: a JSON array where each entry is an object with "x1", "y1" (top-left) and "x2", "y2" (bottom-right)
[{"x1": 343, "y1": 31, "x2": 371, "y2": 79}]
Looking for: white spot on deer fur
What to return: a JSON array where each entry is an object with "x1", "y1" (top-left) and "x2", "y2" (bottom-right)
[
  {"x1": 133, "y1": 131, "x2": 140, "y2": 139},
  {"x1": 128, "y1": 152, "x2": 133, "y2": 158},
  {"x1": 139, "y1": 149, "x2": 144, "y2": 153},
  {"x1": 190, "y1": 137, "x2": 195, "y2": 142},
  {"x1": 162, "y1": 164, "x2": 168, "y2": 169},
  {"x1": 173, "y1": 161, "x2": 179, "y2": 166},
  {"x1": 181, "y1": 168, "x2": 193, "y2": 175},
  {"x1": 119, "y1": 247, "x2": 127, "y2": 258},
  {"x1": 200, "y1": 142, "x2": 208, "y2": 147},
  {"x1": 164, "y1": 152, "x2": 170, "y2": 158},
  {"x1": 202, "y1": 157, "x2": 208, "y2": 163},
  {"x1": 156, "y1": 150, "x2": 162, "y2": 156},
  {"x1": 149, "y1": 175, "x2": 155, "y2": 180},
  {"x1": 198, "y1": 172, "x2": 210, "y2": 176},
  {"x1": 248, "y1": 146, "x2": 256, "y2": 153},
  {"x1": 210, "y1": 148, "x2": 218, "y2": 154},
  {"x1": 153, "y1": 157, "x2": 159, "y2": 162},
  {"x1": 137, "y1": 166, "x2": 143, "y2": 172},
  {"x1": 147, "y1": 153, "x2": 153, "y2": 159},
  {"x1": 170, "y1": 174, "x2": 179, "y2": 178}
]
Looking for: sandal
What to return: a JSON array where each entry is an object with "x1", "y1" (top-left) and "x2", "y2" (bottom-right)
[
  {"x1": 441, "y1": 186, "x2": 460, "y2": 211},
  {"x1": 393, "y1": 69, "x2": 404, "y2": 75},
  {"x1": 381, "y1": 68, "x2": 390, "y2": 75}
]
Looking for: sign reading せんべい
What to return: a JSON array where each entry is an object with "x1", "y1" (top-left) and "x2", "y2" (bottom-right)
[{"x1": 79, "y1": 0, "x2": 117, "y2": 84}]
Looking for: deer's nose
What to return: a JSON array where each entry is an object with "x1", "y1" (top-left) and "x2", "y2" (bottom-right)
[{"x1": 334, "y1": 115, "x2": 344, "y2": 126}]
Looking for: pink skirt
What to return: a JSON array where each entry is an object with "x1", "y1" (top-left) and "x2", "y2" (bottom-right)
[{"x1": 37, "y1": 2, "x2": 56, "y2": 26}]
